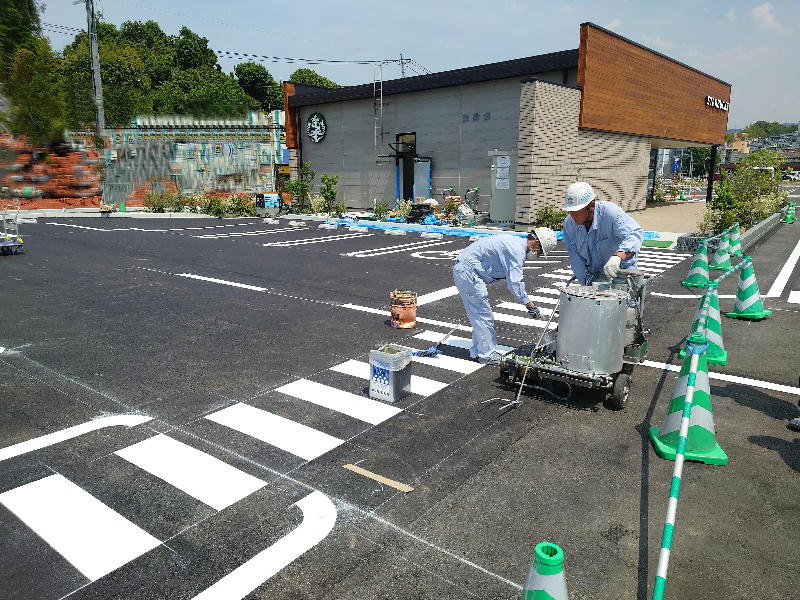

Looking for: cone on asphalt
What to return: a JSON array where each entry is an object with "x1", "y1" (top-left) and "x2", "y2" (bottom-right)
[
  {"x1": 728, "y1": 222, "x2": 742, "y2": 256},
  {"x1": 724, "y1": 257, "x2": 772, "y2": 320},
  {"x1": 522, "y1": 542, "x2": 569, "y2": 600},
  {"x1": 781, "y1": 202, "x2": 795, "y2": 224},
  {"x1": 703, "y1": 285, "x2": 728, "y2": 365},
  {"x1": 681, "y1": 242, "x2": 711, "y2": 288},
  {"x1": 649, "y1": 333, "x2": 728, "y2": 466},
  {"x1": 708, "y1": 231, "x2": 732, "y2": 271}
]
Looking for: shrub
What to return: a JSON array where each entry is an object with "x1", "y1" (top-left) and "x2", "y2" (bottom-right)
[
  {"x1": 226, "y1": 193, "x2": 256, "y2": 217},
  {"x1": 309, "y1": 194, "x2": 327, "y2": 214},
  {"x1": 203, "y1": 195, "x2": 226, "y2": 218},
  {"x1": 443, "y1": 196, "x2": 460, "y2": 217},
  {"x1": 332, "y1": 201, "x2": 347, "y2": 218},
  {"x1": 284, "y1": 161, "x2": 315, "y2": 212},
  {"x1": 184, "y1": 193, "x2": 205, "y2": 213},
  {"x1": 320, "y1": 174, "x2": 338, "y2": 212},
  {"x1": 165, "y1": 194, "x2": 187, "y2": 213},
  {"x1": 395, "y1": 199, "x2": 412, "y2": 218},
  {"x1": 373, "y1": 200, "x2": 388, "y2": 220},
  {"x1": 144, "y1": 191, "x2": 168, "y2": 213},
  {"x1": 535, "y1": 206, "x2": 567, "y2": 230}
]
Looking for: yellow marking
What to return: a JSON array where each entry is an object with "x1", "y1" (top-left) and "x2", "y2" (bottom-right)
[{"x1": 343, "y1": 464, "x2": 414, "y2": 493}]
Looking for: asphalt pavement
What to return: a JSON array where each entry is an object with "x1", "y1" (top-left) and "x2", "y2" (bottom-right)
[{"x1": 0, "y1": 215, "x2": 798, "y2": 599}]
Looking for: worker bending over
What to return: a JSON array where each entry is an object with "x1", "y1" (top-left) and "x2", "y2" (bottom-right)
[
  {"x1": 453, "y1": 228, "x2": 557, "y2": 365},
  {"x1": 561, "y1": 181, "x2": 643, "y2": 284}
]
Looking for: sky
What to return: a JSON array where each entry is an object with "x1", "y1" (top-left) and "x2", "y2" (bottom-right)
[{"x1": 42, "y1": 0, "x2": 799, "y2": 129}]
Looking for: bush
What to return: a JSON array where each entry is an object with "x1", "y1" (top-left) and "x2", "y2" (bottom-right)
[
  {"x1": 203, "y1": 195, "x2": 226, "y2": 218},
  {"x1": 144, "y1": 191, "x2": 169, "y2": 213},
  {"x1": 536, "y1": 206, "x2": 567, "y2": 230},
  {"x1": 395, "y1": 199, "x2": 412, "y2": 218},
  {"x1": 443, "y1": 196, "x2": 460, "y2": 217},
  {"x1": 373, "y1": 200, "x2": 388, "y2": 220},
  {"x1": 184, "y1": 193, "x2": 205, "y2": 213},
  {"x1": 332, "y1": 201, "x2": 347, "y2": 218},
  {"x1": 165, "y1": 194, "x2": 187, "y2": 213},
  {"x1": 320, "y1": 173, "x2": 338, "y2": 212},
  {"x1": 226, "y1": 194, "x2": 256, "y2": 217},
  {"x1": 309, "y1": 194, "x2": 327, "y2": 214}
]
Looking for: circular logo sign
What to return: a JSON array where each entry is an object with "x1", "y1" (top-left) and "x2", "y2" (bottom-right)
[{"x1": 306, "y1": 112, "x2": 327, "y2": 143}]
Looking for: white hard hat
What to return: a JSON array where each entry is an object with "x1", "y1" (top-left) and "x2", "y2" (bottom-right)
[
  {"x1": 562, "y1": 181, "x2": 596, "y2": 211},
  {"x1": 529, "y1": 227, "x2": 557, "y2": 257}
]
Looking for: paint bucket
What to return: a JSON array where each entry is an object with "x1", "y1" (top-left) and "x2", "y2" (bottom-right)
[{"x1": 389, "y1": 290, "x2": 417, "y2": 329}]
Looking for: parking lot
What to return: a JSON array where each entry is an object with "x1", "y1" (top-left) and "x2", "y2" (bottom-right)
[{"x1": 1, "y1": 216, "x2": 798, "y2": 599}]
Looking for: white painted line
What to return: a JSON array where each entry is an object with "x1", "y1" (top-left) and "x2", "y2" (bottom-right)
[
  {"x1": 176, "y1": 273, "x2": 267, "y2": 292},
  {"x1": 527, "y1": 294, "x2": 559, "y2": 305},
  {"x1": 535, "y1": 287, "x2": 562, "y2": 296},
  {"x1": 330, "y1": 360, "x2": 448, "y2": 397},
  {"x1": 169, "y1": 228, "x2": 184, "y2": 231},
  {"x1": 195, "y1": 227, "x2": 302, "y2": 239},
  {"x1": 496, "y1": 301, "x2": 555, "y2": 317},
  {"x1": 191, "y1": 491, "x2": 336, "y2": 600},
  {"x1": 186, "y1": 227, "x2": 204, "y2": 230},
  {"x1": 0, "y1": 474, "x2": 160, "y2": 581},
  {"x1": 413, "y1": 353, "x2": 482, "y2": 374},
  {"x1": 553, "y1": 269, "x2": 573, "y2": 275},
  {"x1": 206, "y1": 403, "x2": 343, "y2": 461},
  {"x1": 276, "y1": 380, "x2": 402, "y2": 425},
  {"x1": 416, "y1": 286, "x2": 460, "y2": 306},
  {"x1": 413, "y1": 330, "x2": 513, "y2": 353},
  {"x1": 345, "y1": 239, "x2": 454, "y2": 257},
  {"x1": 493, "y1": 311, "x2": 557, "y2": 329},
  {"x1": 115, "y1": 435, "x2": 265, "y2": 511},
  {"x1": 264, "y1": 232, "x2": 372, "y2": 247},
  {"x1": 541, "y1": 273, "x2": 572, "y2": 280},
  {"x1": 765, "y1": 239, "x2": 800, "y2": 297},
  {"x1": 788, "y1": 291, "x2": 800, "y2": 304},
  {"x1": 343, "y1": 239, "x2": 446, "y2": 255},
  {"x1": 650, "y1": 292, "x2": 737, "y2": 299},
  {"x1": 340, "y1": 303, "x2": 389, "y2": 316},
  {"x1": 641, "y1": 361, "x2": 800, "y2": 396},
  {"x1": 0, "y1": 415, "x2": 153, "y2": 462}
]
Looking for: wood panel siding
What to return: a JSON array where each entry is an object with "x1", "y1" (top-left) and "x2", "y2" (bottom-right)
[
  {"x1": 578, "y1": 23, "x2": 730, "y2": 145},
  {"x1": 283, "y1": 82, "x2": 298, "y2": 149}
]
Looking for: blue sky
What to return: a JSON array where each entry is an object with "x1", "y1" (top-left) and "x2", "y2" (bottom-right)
[{"x1": 43, "y1": 0, "x2": 798, "y2": 129}]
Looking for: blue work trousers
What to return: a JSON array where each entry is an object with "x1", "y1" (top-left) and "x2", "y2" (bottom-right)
[{"x1": 452, "y1": 262, "x2": 498, "y2": 360}]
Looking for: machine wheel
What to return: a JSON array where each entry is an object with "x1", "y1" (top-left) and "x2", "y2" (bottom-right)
[
  {"x1": 0, "y1": 247, "x2": 9, "y2": 256},
  {"x1": 609, "y1": 373, "x2": 630, "y2": 411}
]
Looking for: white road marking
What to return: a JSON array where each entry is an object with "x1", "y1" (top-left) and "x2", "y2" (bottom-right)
[
  {"x1": 413, "y1": 353, "x2": 482, "y2": 374},
  {"x1": 191, "y1": 491, "x2": 336, "y2": 600},
  {"x1": 0, "y1": 474, "x2": 161, "y2": 581},
  {"x1": 641, "y1": 361, "x2": 800, "y2": 396},
  {"x1": 115, "y1": 435, "x2": 265, "y2": 511},
  {"x1": 276, "y1": 380, "x2": 402, "y2": 425},
  {"x1": 650, "y1": 292, "x2": 737, "y2": 299},
  {"x1": 264, "y1": 232, "x2": 372, "y2": 247},
  {"x1": 45, "y1": 222, "x2": 123, "y2": 231},
  {"x1": 788, "y1": 291, "x2": 800, "y2": 304},
  {"x1": 493, "y1": 311, "x2": 557, "y2": 329},
  {"x1": 541, "y1": 273, "x2": 572, "y2": 280},
  {"x1": 195, "y1": 227, "x2": 304, "y2": 239},
  {"x1": 330, "y1": 360, "x2": 448, "y2": 397},
  {"x1": 0, "y1": 415, "x2": 153, "y2": 462},
  {"x1": 535, "y1": 287, "x2": 562, "y2": 296},
  {"x1": 205, "y1": 403, "x2": 343, "y2": 461},
  {"x1": 339, "y1": 304, "x2": 473, "y2": 331},
  {"x1": 413, "y1": 330, "x2": 513, "y2": 353},
  {"x1": 176, "y1": 273, "x2": 267, "y2": 292},
  {"x1": 527, "y1": 294, "x2": 559, "y2": 305},
  {"x1": 416, "y1": 286, "x2": 460, "y2": 305},
  {"x1": 765, "y1": 239, "x2": 800, "y2": 297},
  {"x1": 496, "y1": 301, "x2": 556, "y2": 317},
  {"x1": 344, "y1": 239, "x2": 454, "y2": 257}
]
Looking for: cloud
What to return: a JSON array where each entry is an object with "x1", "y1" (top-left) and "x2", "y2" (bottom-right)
[
  {"x1": 641, "y1": 35, "x2": 674, "y2": 51},
  {"x1": 724, "y1": 8, "x2": 736, "y2": 22},
  {"x1": 751, "y1": 3, "x2": 782, "y2": 30},
  {"x1": 605, "y1": 18, "x2": 621, "y2": 31}
]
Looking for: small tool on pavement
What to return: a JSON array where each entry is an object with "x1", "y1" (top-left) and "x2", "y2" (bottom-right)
[{"x1": 413, "y1": 325, "x2": 460, "y2": 357}]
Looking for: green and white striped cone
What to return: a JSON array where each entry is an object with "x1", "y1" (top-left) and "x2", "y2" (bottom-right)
[
  {"x1": 680, "y1": 243, "x2": 711, "y2": 288},
  {"x1": 648, "y1": 335, "x2": 728, "y2": 465},
  {"x1": 678, "y1": 292, "x2": 709, "y2": 360},
  {"x1": 728, "y1": 223, "x2": 742, "y2": 256},
  {"x1": 708, "y1": 231, "x2": 732, "y2": 270},
  {"x1": 522, "y1": 542, "x2": 569, "y2": 600},
  {"x1": 703, "y1": 285, "x2": 727, "y2": 366},
  {"x1": 782, "y1": 203, "x2": 795, "y2": 223},
  {"x1": 724, "y1": 257, "x2": 772, "y2": 320}
]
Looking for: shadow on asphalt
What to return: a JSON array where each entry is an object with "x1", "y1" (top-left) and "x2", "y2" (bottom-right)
[
  {"x1": 710, "y1": 384, "x2": 798, "y2": 421},
  {"x1": 747, "y1": 435, "x2": 800, "y2": 473}
]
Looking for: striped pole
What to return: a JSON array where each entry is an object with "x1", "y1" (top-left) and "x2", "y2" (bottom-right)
[{"x1": 652, "y1": 333, "x2": 708, "y2": 600}]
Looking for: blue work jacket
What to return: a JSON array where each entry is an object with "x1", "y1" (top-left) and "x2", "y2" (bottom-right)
[
  {"x1": 455, "y1": 234, "x2": 529, "y2": 304},
  {"x1": 562, "y1": 201, "x2": 643, "y2": 284}
]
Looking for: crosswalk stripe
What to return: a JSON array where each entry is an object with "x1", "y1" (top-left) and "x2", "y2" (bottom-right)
[
  {"x1": 416, "y1": 286, "x2": 459, "y2": 305},
  {"x1": 0, "y1": 474, "x2": 161, "y2": 581},
  {"x1": 205, "y1": 403, "x2": 344, "y2": 461},
  {"x1": 526, "y1": 294, "x2": 559, "y2": 305},
  {"x1": 330, "y1": 360, "x2": 448, "y2": 397},
  {"x1": 412, "y1": 353, "x2": 482, "y2": 374},
  {"x1": 413, "y1": 330, "x2": 514, "y2": 353},
  {"x1": 275, "y1": 379, "x2": 402, "y2": 425},
  {"x1": 496, "y1": 301, "x2": 556, "y2": 316},
  {"x1": 541, "y1": 273, "x2": 572, "y2": 280},
  {"x1": 788, "y1": 291, "x2": 800, "y2": 304},
  {"x1": 115, "y1": 435, "x2": 265, "y2": 511},
  {"x1": 535, "y1": 287, "x2": 562, "y2": 296},
  {"x1": 493, "y1": 311, "x2": 556, "y2": 328}
]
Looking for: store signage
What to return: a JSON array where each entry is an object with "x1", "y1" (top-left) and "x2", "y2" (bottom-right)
[
  {"x1": 306, "y1": 112, "x2": 327, "y2": 143},
  {"x1": 706, "y1": 96, "x2": 729, "y2": 111}
]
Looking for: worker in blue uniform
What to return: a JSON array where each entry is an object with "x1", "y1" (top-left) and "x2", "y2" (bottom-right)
[
  {"x1": 453, "y1": 227, "x2": 557, "y2": 365},
  {"x1": 561, "y1": 182, "x2": 643, "y2": 284}
]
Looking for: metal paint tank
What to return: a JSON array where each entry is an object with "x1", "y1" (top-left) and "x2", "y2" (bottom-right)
[{"x1": 556, "y1": 286, "x2": 629, "y2": 375}]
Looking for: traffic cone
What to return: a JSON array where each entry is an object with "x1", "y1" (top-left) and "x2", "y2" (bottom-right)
[
  {"x1": 522, "y1": 542, "x2": 569, "y2": 600},
  {"x1": 680, "y1": 243, "x2": 711, "y2": 288},
  {"x1": 708, "y1": 231, "x2": 732, "y2": 271},
  {"x1": 724, "y1": 258, "x2": 772, "y2": 320},
  {"x1": 703, "y1": 285, "x2": 728, "y2": 366},
  {"x1": 728, "y1": 223, "x2": 742, "y2": 256},
  {"x1": 781, "y1": 202, "x2": 795, "y2": 224},
  {"x1": 648, "y1": 334, "x2": 728, "y2": 466}
]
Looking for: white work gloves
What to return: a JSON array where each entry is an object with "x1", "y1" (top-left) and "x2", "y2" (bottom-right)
[{"x1": 603, "y1": 255, "x2": 622, "y2": 279}]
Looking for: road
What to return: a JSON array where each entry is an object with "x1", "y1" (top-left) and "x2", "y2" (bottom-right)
[{"x1": 1, "y1": 216, "x2": 798, "y2": 599}]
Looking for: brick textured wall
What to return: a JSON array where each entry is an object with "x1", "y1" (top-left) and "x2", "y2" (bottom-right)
[{"x1": 516, "y1": 80, "x2": 651, "y2": 227}]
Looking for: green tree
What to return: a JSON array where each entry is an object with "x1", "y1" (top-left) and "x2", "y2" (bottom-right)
[
  {"x1": 741, "y1": 121, "x2": 795, "y2": 138},
  {"x1": 284, "y1": 161, "x2": 316, "y2": 212},
  {"x1": 234, "y1": 62, "x2": 282, "y2": 111},
  {"x1": 118, "y1": 20, "x2": 175, "y2": 86},
  {"x1": 289, "y1": 68, "x2": 340, "y2": 88},
  {"x1": 6, "y1": 39, "x2": 65, "y2": 145},
  {"x1": 685, "y1": 146, "x2": 721, "y2": 177},
  {"x1": 319, "y1": 173, "x2": 338, "y2": 212},
  {"x1": 739, "y1": 148, "x2": 785, "y2": 169},
  {"x1": 174, "y1": 26, "x2": 217, "y2": 71},
  {"x1": 0, "y1": 0, "x2": 42, "y2": 82},
  {"x1": 152, "y1": 68, "x2": 257, "y2": 117}
]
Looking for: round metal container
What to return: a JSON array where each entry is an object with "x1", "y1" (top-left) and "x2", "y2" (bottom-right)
[{"x1": 556, "y1": 286, "x2": 628, "y2": 375}]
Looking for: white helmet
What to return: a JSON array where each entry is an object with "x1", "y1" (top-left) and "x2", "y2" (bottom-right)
[
  {"x1": 529, "y1": 226, "x2": 557, "y2": 257},
  {"x1": 562, "y1": 181, "x2": 596, "y2": 211}
]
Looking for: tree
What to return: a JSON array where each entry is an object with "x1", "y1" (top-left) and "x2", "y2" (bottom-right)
[
  {"x1": 234, "y1": 62, "x2": 282, "y2": 112},
  {"x1": 284, "y1": 161, "x2": 315, "y2": 212},
  {"x1": 6, "y1": 39, "x2": 65, "y2": 145},
  {"x1": 289, "y1": 68, "x2": 340, "y2": 89},
  {"x1": 173, "y1": 26, "x2": 217, "y2": 71},
  {"x1": 118, "y1": 20, "x2": 175, "y2": 86},
  {"x1": 685, "y1": 146, "x2": 721, "y2": 177},
  {"x1": 741, "y1": 121, "x2": 795, "y2": 139},
  {"x1": 152, "y1": 68, "x2": 257, "y2": 117},
  {"x1": 0, "y1": 0, "x2": 42, "y2": 82}
]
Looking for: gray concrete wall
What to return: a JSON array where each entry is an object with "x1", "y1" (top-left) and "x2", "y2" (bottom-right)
[
  {"x1": 516, "y1": 80, "x2": 652, "y2": 228},
  {"x1": 298, "y1": 69, "x2": 574, "y2": 210}
]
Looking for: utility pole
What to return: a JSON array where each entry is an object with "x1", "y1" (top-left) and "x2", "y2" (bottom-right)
[
  {"x1": 84, "y1": 0, "x2": 105, "y2": 137},
  {"x1": 400, "y1": 52, "x2": 405, "y2": 78}
]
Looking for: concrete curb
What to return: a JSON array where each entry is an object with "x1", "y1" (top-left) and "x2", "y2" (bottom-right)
[{"x1": 676, "y1": 208, "x2": 787, "y2": 253}]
